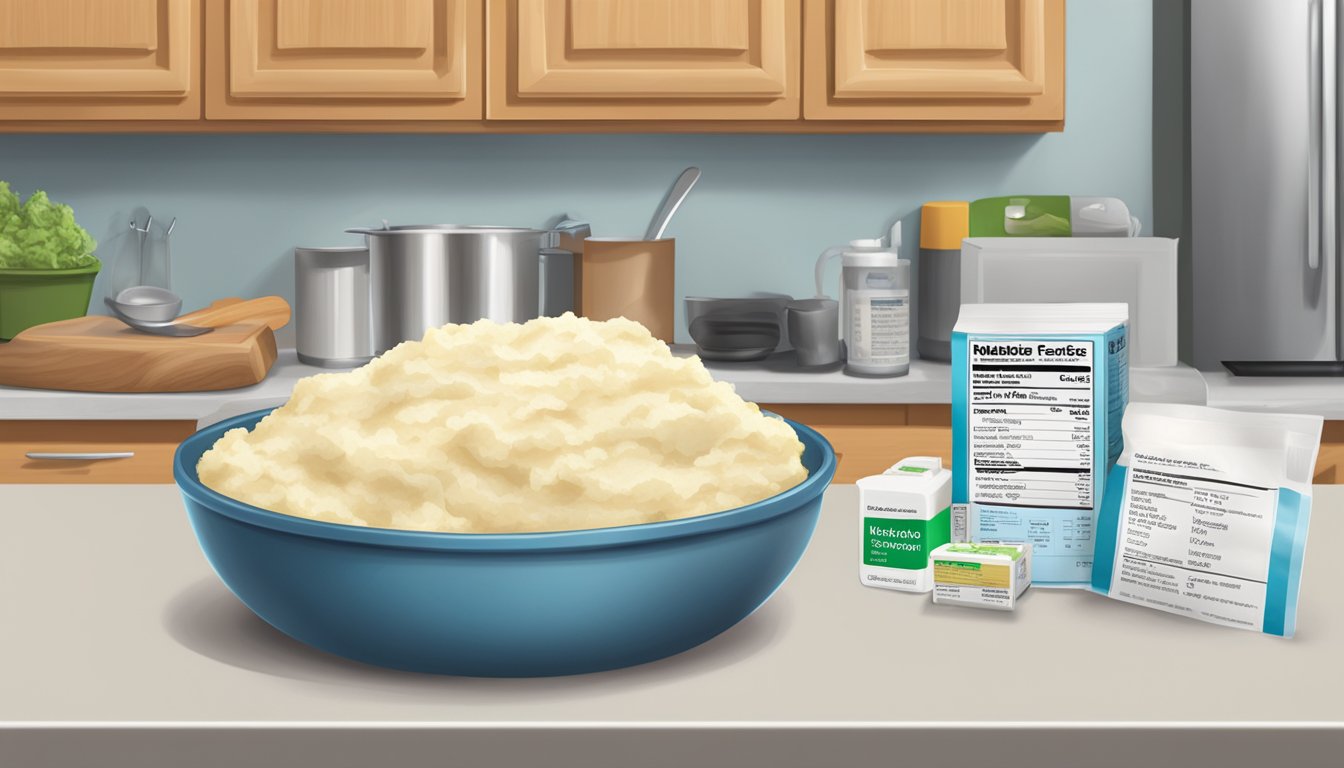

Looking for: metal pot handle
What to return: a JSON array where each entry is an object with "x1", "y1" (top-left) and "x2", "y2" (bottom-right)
[
  {"x1": 540, "y1": 215, "x2": 590, "y2": 316},
  {"x1": 542, "y1": 214, "x2": 590, "y2": 250}
]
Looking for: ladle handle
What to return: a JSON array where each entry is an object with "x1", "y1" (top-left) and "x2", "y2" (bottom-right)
[
  {"x1": 644, "y1": 167, "x2": 700, "y2": 241},
  {"x1": 176, "y1": 297, "x2": 291, "y2": 330}
]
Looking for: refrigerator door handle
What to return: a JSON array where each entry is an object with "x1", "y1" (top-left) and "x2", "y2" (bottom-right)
[
  {"x1": 1309, "y1": 0, "x2": 1323, "y2": 271},
  {"x1": 1323, "y1": 0, "x2": 1337, "y2": 275},
  {"x1": 1327, "y1": 0, "x2": 1342, "y2": 362}
]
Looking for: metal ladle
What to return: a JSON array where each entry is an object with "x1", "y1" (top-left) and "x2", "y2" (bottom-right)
[
  {"x1": 102, "y1": 294, "x2": 210, "y2": 336},
  {"x1": 105, "y1": 218, "x2": 199, "y2": 334}
]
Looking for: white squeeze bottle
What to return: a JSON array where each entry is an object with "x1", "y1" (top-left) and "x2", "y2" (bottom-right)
[
  {"x1": 856, "y1": 457, "x2": 952, "y2": 593},
  {"x1": 814, "y1": 222, "x2": 911, "y2": 377}
]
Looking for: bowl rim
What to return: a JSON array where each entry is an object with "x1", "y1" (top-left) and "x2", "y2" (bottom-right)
[{"x1": 175, "y1": 408, "x2": 835, "y2": 553}]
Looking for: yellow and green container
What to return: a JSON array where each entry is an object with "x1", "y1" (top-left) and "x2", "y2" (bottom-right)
[{"x1": 0, "y1": 262, "x2": 100, "y2": 340}]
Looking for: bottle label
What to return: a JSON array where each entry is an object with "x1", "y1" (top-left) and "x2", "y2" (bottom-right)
[{"x1": 848, "y1": 289, "x2": 909, "y2": 365}]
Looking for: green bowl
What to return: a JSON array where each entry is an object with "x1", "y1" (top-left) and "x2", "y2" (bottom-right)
[{"x1": 0, "y1": 262, "x2": 100, "y2": 341}]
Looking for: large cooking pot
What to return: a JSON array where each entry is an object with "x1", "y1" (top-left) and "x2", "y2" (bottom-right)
[{"x1": 347, "y1": 222, "x2": 587, "y2": 354}]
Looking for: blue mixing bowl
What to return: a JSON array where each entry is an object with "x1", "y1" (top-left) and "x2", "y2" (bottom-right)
[{"x1": 175, "y1": 408, "x2": 835, "y2": 677}]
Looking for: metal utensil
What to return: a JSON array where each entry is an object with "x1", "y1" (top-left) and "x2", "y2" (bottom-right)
[
  {"x1": 131, "y1": 215, "x2": 152, "y2": 284},
  {"x1": 163, "y1": 217, "x2": 176, "y2": 288},
  {"x1": 110, "y1": 216, "x2": 185, "y2": 324},
  {"x1": 108, "y1": 285, "x2": 182, "y2": 324},
  {"x1": 25, "y1": 451, "x2": 134, "y2": 461},
  {"x1": 129, "y1": 214, "x2": 176, "y2": 286},
  {"x1": 103, "y1": 297, "x2": 212, "y2": 337},
  {"x1": 644, "y1": 167, "x2": 700, "y2": 241},
  {"x1": 294, "y1": 246, "x2": 373, "y2": 368}
]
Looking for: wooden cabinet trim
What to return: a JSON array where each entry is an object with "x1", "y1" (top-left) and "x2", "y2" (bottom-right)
[
  {"x1": 762, "y1": 403, "x2": 953, "y2": 484},
  {"x1": 1, "y1": 420, "x2": 196, "y2": 485},
  {"x1": 0, "y1": 118, "x2": 1063, "y2": 133},
  {"x1": 2, "y1": 0, "x2": 1067, "y2": 129},
  {"x1": 228, "y1": 0, "x2": 469, "y2": 99},
  {"x1": 489, "y1": 0, "x2": 802, "y2": 120},
  {"x1": 206, "y1": 0, "x2": 483, "y2": 120},
  {"x1": 832, "y1": 0, "x2": 1046, "y2": 99},
  {"x1": 514, "y1": 0, "x2": 792, "y2": 99},
  {"x1": 803, "y1": 0, "x2": 1065, "y2": 122},
  {"x1": 0, "y1": 0, "x2": 161, "y2": 51},
  {"x1": 0, "y1": 0, "x2": 200, "y2": 120},
  {"x1": 568, "y1": 0, "x2": 754, "y2": 52},
  {"x1": 0, "y1": 0, "x2": 192, "y2": 95},
  {"x1": 8, "y1": 408, "x2": 1338, "y2": 487},
  {"x1": 274, "y1": 0, "x2": 435, "y2": 50}
]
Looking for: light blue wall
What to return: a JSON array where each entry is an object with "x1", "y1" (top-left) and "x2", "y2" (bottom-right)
[{"x1": 0, "y1": 0, "x2": 1152, "y2": 345}]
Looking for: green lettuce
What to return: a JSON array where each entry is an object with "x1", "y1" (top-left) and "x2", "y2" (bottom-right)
[{"x1": 0, "y1": 182, "x2": 98, "y2": 270}]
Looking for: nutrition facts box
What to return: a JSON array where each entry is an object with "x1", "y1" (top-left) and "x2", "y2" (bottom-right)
[{"x1": 951, "y1": 304, "x2": 1128, "y2": 588}]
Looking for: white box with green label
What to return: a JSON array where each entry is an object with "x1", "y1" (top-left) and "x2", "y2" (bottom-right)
[
  {"x1": 931, "y1": 542, "x2": 1033, "y2": 610},
  {"x1": 856, "y1": 457, "x2": 952, "y2": 593}
]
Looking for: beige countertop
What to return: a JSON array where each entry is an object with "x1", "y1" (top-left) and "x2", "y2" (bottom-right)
[
  {"x1": 0, "y1": 483, "x2": 1338, "y2": 767},
  {"x1": 0, "y1": 349, "x2": 1209, "y2": 424}
]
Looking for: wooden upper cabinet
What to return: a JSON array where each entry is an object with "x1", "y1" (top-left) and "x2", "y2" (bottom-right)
[
  {"x1": 206, "y1": 0, "x2": 483, "y2": 119},
  {"x1": 0, "y1": 0, "x2": 199, "y2": 120},
  {"x1": 804, "y1": 0, "x2": 1065, "y2": 125},
  {"x1": 488, "y1": 0, "x2": 802, "y2": 120}
]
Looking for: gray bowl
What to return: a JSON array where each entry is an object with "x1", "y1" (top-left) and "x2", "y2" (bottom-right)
[{"x1": 684, "y1": 296, "x2": 790, "y2": 362}]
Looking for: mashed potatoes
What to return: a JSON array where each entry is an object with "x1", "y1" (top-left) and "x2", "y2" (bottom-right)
[{"x1": 197, "y1": 313, "x2": 808, "y2": 533}]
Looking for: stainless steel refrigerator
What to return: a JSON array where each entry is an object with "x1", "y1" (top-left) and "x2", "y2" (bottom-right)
[{"x1": 1192, "y1": 0, "x2": 1343, "y2": 374}]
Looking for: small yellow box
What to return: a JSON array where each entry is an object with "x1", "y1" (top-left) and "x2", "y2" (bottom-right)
[{"x1": 930, "y1": 542, "x2": 1032, "y2": 611}]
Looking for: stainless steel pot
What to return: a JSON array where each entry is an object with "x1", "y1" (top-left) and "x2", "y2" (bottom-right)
[{"x1": 347, "y1": 223, "x2": 587, "y2": 354}]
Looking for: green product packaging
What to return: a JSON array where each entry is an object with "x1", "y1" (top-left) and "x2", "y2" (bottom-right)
[
  {"x1": 863, "y1": 511, "x2": 952, "y2": 570},
  {"x1": 969, "y1": 195, "x2": 1072, "y2": 237},
  {"x1": 856, "y1": 456, "x2": 953, "y2": 594}
]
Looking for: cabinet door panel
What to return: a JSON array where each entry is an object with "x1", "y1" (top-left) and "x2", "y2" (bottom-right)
[
  {"x1": 206, "y1": 0, "x2": 482, "y2": 119},
  {"x1": 804, "y1": 0, "x2": 1064, "y2": 123},
  {"x1": 489, "y1": 0, "x2": 801, "y2": 120},
  {"x1": 0, "y1": 0, "x2": 199, "y2": 119},
  {"x1": 274, "y1": 0, "x2": 434, "y2": 49}
]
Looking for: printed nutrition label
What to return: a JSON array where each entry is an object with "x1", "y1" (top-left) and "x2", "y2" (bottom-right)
[
  {"x1": 967, "y1": 338, "x2": 1096, "y2": 580},
  {"x1": 967, "y1": 339, "x2": 1094, "y2": 509},
  {"x1": 1111, "y1": 460, "x2": 1276, "y2": 631}
]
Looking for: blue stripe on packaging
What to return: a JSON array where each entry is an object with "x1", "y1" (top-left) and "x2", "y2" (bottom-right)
[
  {"x1": 951, "y1": 333, "x2": 969, "y2": 507},
  {"x1": 1091, "y1": 464, "x2": 1129, "y2": 595},
  {"x1": 1264, "y1": 488, "x2": 1310, "y2": 638},
  {"x1": 1103, "y1": 325, "x2": 1129, "y2": 466},
  {"x1": 1285, "y1": 489, "x2": 1311, "y2": 637}
]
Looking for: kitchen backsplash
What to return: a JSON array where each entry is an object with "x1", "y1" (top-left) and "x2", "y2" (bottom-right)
[{"x1": 0, "y1": 1, "x2": 1151, "y2": 345}]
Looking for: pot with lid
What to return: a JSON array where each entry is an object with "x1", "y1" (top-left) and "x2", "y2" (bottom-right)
[{"x1": 347, "y1": 221, "x2": 588, "y2": 354}]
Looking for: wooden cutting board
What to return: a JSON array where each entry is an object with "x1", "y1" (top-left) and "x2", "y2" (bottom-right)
[{"x1": 0, "y1": 297, "x2": 292, "y2": 393}]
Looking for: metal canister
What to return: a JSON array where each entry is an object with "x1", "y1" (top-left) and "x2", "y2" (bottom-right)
[
  {"x1": 293, "y1": 246, "x2": 373, "y2": 368},
  {"x1": 917, "y1": 201, "x2": 970, "y2": 362}
]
